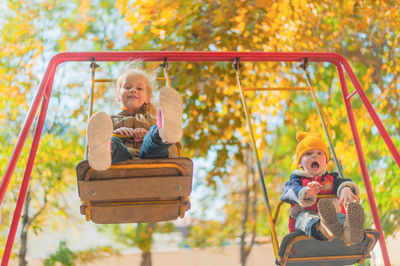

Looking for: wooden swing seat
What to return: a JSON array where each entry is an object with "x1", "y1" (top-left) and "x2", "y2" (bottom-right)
[
  {"x1": 276, "y1": 229, "x2": 380, "y2": 266},
  {"x1": 76, "y1": 157, "x2": 193, "y2": 224}
]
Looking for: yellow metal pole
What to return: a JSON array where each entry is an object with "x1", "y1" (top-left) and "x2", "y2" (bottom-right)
[
  {"x1": 162, "y1": 58, "x2": 171, "y2": 87},
  {"x1": 243, "y1": 87, "x2": 311, "y2": 91},
  {"x1": 94, "y1": 78, "x2": 114, "y2": 83},
  {"x1": 89, "y1": 60, "x2": 97, "y2": 119},
  {"x1": 233, "y1": 59, "x2": 280, "y2": 257},
  {"x1": 85, "y1": 59, "x2": 98, "y2": 159}
]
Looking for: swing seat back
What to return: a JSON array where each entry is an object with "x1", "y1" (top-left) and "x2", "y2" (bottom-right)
[
  {"x1": 276, "y1": 229, "x2": 380, "y2": 265},
  {"x1": 76, "y1": 157, "x2": 193, "y2": 224}
]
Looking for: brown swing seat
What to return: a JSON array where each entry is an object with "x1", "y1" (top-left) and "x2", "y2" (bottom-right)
[
  {"x1": 76, "y1": 157, "x2": 193, "y2": 224},
  {"x1": 276, "y1": 229, "x2": 380, "y2": 266}
]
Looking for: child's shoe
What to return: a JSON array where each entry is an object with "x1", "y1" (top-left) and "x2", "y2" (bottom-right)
[
  {"x1": 341, "y1": 202, "x2": 365, "y2": 245},
  {"x1": 87, "y1": 111, "x2": 113, "y2": 171},
  {"x1": 157, "y1": 87, "x2": 183, "y2": 143},
  {"x1": 317, "y1": 198, "x2": 343, "y2": 241}
]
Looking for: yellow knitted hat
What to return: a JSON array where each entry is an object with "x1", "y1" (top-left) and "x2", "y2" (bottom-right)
[{"x1": 296, "y1": 130, "x2": 329, "y2": 165}]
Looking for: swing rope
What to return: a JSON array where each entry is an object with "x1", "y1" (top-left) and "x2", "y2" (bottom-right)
[
  {"x1": 300, "y1": 59, "x2": 344, "y2": 179},
  {"x1": 85, "y1": 59, "x2": 99, "y2": 159},
  {"x1": 233, "y1": 58, "x2": 280, "y2": 258},
  {"x1": 161, "y1": 58, "x2": 172, "y2": 88}
]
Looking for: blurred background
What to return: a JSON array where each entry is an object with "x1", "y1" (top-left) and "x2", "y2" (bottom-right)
[{"x1": 1, "y1": 0, "x2": 399, "y2": 265}]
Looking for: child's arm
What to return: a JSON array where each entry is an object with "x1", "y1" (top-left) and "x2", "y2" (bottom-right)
[
  {"x1": 114, "y1": 127, "x2": 148, "y2": 142},
  {"x1": 333, "y1": 173, "x2": 361, "y2": 207},
  {"x1": 338, "y1": 186, "x2": 360, "y2": 207},
  {"x1": 282, "y1": 174, "x2": 319, "y2": 207},
  {"x1": 304, "y1": 181, "x2": 323, "y2": 199}
]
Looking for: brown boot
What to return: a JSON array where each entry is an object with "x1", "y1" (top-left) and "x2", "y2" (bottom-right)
[
  {"x1": 317, "y1": 198, "x2": 343, "y2": 241},
  {"x1": 341, "y1": 202, "x2": 365, "y2": 245}
]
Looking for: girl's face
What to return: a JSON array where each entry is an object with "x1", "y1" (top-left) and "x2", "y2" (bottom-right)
[
  {"x1": 117, "y1": 73, "x2": 150, "y2": 112},
  {"x1": 300, "y1": 149, "x2": 327, "y2": 177}
]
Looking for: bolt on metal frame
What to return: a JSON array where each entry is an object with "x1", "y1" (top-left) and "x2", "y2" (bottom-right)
[{"x1": 1, "y1": 52, "x2": 399, "y2": 266}]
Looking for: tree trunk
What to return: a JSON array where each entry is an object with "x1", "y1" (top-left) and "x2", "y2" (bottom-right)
[
  {"x1": 140, "y1": 251, "x2": 152, "y2": 266},
  {"x1": 240, "y1": 146, "x2": 257, "y2": 266},
  {"x1": 18, "y1": 188, "x2": 31, "y2": 266},
  {"x1": 240, "y1": 166, "x2": 250, "y2": 266}
]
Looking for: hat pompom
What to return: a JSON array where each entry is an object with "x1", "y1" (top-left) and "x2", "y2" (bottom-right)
[
  {"x1": 296, "y1": 131, "x2": 308, "y2": 142},
  {"x1": 296, "y1": 131, "x2": 323, "y2": 142}
]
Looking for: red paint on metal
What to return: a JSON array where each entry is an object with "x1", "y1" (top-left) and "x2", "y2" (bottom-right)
[{"x1": 337, "y1": 65, "x2": 391, "y2": 266}]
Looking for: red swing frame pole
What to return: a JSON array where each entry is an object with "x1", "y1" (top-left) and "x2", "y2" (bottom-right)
[
  {"x1": 337, "y1": 64, "x2": 391, "y2": 266},
  {"x1": 0, "y1": 52, "x2": 397, "y2": 266},
  {"x1": 1, "y1": 77, "x2": 54, "y2": 265}
]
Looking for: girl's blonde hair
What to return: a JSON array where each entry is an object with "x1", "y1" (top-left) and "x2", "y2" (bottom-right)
[
  {"x1": 115, "y1": 61, "x2": 158, "y2": 123},
  {"x1": 115, "y1": 61, "x2": 158, "y2": 99}
]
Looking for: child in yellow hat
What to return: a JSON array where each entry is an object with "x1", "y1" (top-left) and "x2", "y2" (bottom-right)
[{"x1": 281, "y1": 130, "x2": 365, "y2": 245}]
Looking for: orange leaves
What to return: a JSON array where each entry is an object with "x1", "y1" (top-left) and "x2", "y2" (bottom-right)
[
  {"x1": 232, "y1": 8, "x2": 248, "y2": 33},
  {"x1": 66, "y1": 0, "x2": 96, "y2": 37},
  {"x1": 2, "y1": 21, "x2": 35, "y2": 45},
  {"x1": 77, "y1": 0, "x2": 90, "y2": 14},
  {"x1": 254, "y1": 0, "x2": 274, "y2": 8},
  {"x1": 115, "y1": 0, "x2": 129, "y2": 15},
  {"x1": 157, "y1": 8, "x2": 177, "y2": 26},
  {"x1": 116, "y1": 0, "x2": 161, "y2": 36},
  {"x1": 361, "y1": 67, "x2": 374, "y2": 88}
]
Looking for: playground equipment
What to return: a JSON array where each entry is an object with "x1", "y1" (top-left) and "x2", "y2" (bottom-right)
[
  {"x1": 234, "y1": 57, "x2": 382, "y2": 265},
  {"x1": 76, "y1": 158, "x2": 192, "y2": 223},
  {"x1": 77, "y1": 60, "x2": 192, "y2": 224},
  {"x1": 1, "y1": 52, "x2": 399, "y2": 266}
]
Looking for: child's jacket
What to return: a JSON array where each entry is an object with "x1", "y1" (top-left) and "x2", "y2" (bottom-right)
[
  {"x1": 111, "y1": 106, "x2": 179, "y2": 158},
  {"x1": 281, "y1": 170, "x2": 360, "y2": 232}
]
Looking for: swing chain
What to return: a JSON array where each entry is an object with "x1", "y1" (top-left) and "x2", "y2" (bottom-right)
[
  {"x1": 299, "y1": 58, "x2": 308, "y2": 72},
  {"x1": 300, "y1": 58, "x2": 314, "y2": 87},
  {"x1": 299, "y1": 58, "x2": 344, "y2": 179},
  {"x1": 233, "y1": 57, "x2": 242, "y2": 71},
  {"x1": 160, "y1": 57, "x2": 168, "y2": 69},
  {"x1": 89, "y1": 58, "x2": 99, "y2": 70},
  {"x1": 160, "y1": 57, "x2": 172, "y2": 88}
]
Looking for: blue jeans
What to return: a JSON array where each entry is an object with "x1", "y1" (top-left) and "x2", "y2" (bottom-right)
[
  {"x1": 295, "y1": 210, "x2": 346, "y2": 240},
  {"x1": 111, "y1": 125, "x2": 170, "y2": 163}
]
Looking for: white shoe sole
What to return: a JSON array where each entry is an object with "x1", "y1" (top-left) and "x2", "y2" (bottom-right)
[
  {"x1": 87, "y1": 111, "x2": 113, "y2": 171},
  {"x1": 158, "y1": 87, "x2": 183, "y2": 143}
]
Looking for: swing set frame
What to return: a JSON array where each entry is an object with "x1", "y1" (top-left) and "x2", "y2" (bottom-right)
[{"x1": 1, "y1": 51, "x2": 399, "y2": 266}]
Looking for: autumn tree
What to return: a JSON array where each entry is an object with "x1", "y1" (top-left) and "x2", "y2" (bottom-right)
[
  {"x1": 114, "y1": 0, "x2": 399, "y2": 264},
  {"x1": 99, "y1": 222, "x2": 176, "y2": 266},
  {"x1": 1, "y1": 0, "x2": 398, "y2": 265},
  {"x1": 1, "y1": 0, "x2": 127, "y2": 264}
]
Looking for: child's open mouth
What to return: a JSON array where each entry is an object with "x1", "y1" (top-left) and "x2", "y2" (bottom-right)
[{"x1": 311, "y1": 161, "x2": 320, "y2": 168}]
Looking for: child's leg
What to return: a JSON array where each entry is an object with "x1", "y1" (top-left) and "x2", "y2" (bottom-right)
[
  {"x1": 139, "y1": 87, "x2": 183, "y2": 159},
  {"x1": 87, "y1": 112, "x2": 113, "y2": 171},
  {"x1": 295, "y1": 210, "x2": 322, "y2": 239},
  {"x1": 157, "y1": 87, "x2": 183, "y2": 143},
  {"x1": 111, "y1": 136, "x2": 133, "y2": 163},
  {"x1": 341, "y1": 202, "x2": 365, "y2": 245},
  {"x1": 337, "y1": 212, "x2": 346, "y2": 226},
  {"x1": 139, "y1": 125, "x2": 170, "y2": 159}
]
